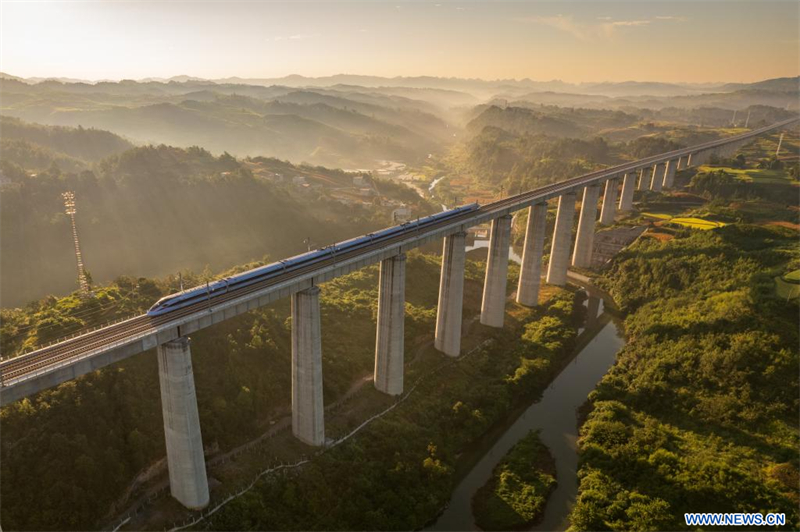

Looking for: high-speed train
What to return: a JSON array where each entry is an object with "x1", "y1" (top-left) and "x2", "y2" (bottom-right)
[{"x1": 147, "y1": 203, "x2": 480, "y2": 316}]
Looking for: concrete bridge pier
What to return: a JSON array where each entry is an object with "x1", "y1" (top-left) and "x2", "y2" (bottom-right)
[
  {"x1": 435, "y1": 231, "x2": 467, "y2": 356},
  {"x1": 157, "y1": 337, "x2": 210, "y2": 510},
  {"x1": 546, "y1": 193, "x2": 576, "y2": 286},
  {"x1": 516, "y1": 204, "x2": 547, "y2": 307},
  {"x1": 637, "y1": 167, "x2": 650, "y2": 190},
  {"x1": 677, "y1": 155, "x2": 687, "y2": 170},
  {"x1": 663, "y1": 159, "x2": 678, "y2": 189},
  {"x1": 599, "y1": 178, "x2": 618, "y2": 225},
  {"x1": 572, "y1": 185, "x2": 600, "y2": 268},
  {"x1": 292, "y1": 286, "x2": 325, "y2": 446},
  {"x1": 481, "y1": 215, "x2": 513, "y2": 327},
  {"x1": 618, "y1": 172, "x2": 636, "y2": 212},
  {"x1": 650, "y1": 163, "x2": 664, "y2": 191},
  {"x1": 374, "y1": 254, "x2": 406, "y2": 396}
]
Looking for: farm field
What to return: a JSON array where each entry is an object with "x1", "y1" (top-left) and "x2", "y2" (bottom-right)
[
  {"x1": 743, "y1": 132, "x2": 800, "y2": 162},
  {"x1": 641, "y1": 212, "x2": 727, "y2": 230},
  {"x1": 784, "y1": 269, "x2": 800, "y2": 282},
  {"x1": 697, "y1": 164, "x2": 799, "y2": 185}
]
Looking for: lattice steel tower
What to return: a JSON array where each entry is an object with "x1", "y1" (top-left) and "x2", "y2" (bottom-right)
[{"x1": 62, "y1": 191, "x2": 91, "y2": 295}]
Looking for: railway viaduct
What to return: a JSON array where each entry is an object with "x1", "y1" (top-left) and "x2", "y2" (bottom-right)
[{"x1": 1, "y1": 118, "x2": 797, "y2": 509}]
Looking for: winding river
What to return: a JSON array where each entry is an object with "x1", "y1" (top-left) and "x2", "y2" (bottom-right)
[{"x1": 429, "y1": 294, "x2": 625, "y2": 531}]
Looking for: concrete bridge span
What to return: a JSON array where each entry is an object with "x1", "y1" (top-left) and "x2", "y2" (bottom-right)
[{"x1": 1, "y1": 117, "x2": 796, "y2": 509}]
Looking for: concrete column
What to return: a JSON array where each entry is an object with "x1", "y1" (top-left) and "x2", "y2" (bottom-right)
[
  {"x1": 663, "y1": 159, "x2": 678, "y2": 189},
  {"x1": 516, "y1": 204, "x2": 547, "y2": 307},
  {"x1": 572, "y1": 185, "x2": 600, "y2": 269},
  {"x1": 374, "y1": 254, "x2": 406, "y2": 396},
  {"x1": 480, "y1": 215, "x2": 512, "y2": 328},
  {"x1": 677, "y1": 155, "x2": 687, "y2": 170},
  {"x1": 650, "y1": 163, "x2": 664, "y2": 192},
  {"x1": 546, "y1": 193, "x2": 576, "y2": 286},
  {"x1": 599, "y1": 178, "x2": 618, "y2": 225},
  {"x1": 637, "y1": 167, "x2": 651, "y2": 190},
  {"x1": 292, "y1": 286, "x2": 324, "y2": 446},
  {"x1": 157, "y1": 337, "x2": 209, "y2": 510},
  {"x1": 435, "y1": 231, "x2": 466, "y2": 357},
  {"x1": 686, "y1": 152, "x2": 695, "y2": 167},
  {"x1": 618, "y1": 172, "x2": 636, "y2": 213}
]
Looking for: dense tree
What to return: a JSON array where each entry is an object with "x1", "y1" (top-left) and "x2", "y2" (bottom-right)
[{"x1": 571, "y1": 220, "x2": 799, "y2": 530}]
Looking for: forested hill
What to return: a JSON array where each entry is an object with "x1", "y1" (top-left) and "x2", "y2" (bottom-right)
[
  {"x1": 0, "y1": 138, "x2": 429, "y2": 308},
  {"x1": 571, "y1": 222, "x2": 800, "y2": 530},
  {"x1": 0, "y1": 116, "x2": 134, "y2": 172},
  {"x1": 0, "y1": 77, "x2": 454, "y2": 168},
  {"x1": 427, "y1": 103, "x2": 795, "y2": 207}
]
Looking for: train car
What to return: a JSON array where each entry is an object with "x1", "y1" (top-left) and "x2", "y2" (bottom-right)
[{"x1": 147, "y1": 202, "x2": 479, "y2": 317}]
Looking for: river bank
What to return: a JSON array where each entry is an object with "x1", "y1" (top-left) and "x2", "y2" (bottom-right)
[{"x1": 430, "y1": 283, "x2": 625, "y2": 532}]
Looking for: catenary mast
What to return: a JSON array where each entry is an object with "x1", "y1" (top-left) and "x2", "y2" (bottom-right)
[{"x1": 62, "y1": 191, "x2": 91, "y2": 296}]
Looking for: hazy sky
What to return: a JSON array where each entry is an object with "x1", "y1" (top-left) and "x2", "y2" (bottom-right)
[{"x1": 2, "y1": 1, "x2": 798, "y2": 83}]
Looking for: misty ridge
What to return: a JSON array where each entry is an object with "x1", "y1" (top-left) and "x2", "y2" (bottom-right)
[
  {"x1": 0, "y1": 72, "x2": 797, "y2": 309},
  {"x1": 1, "y1": 73, "x2": 797, "y2": 168}
]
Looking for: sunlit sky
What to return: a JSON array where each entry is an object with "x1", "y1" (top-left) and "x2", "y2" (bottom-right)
[{"x1": 1, "y1": 1, "x2": 798, "y2": 84}]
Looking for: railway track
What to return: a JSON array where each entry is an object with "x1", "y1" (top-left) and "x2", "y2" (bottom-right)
[{"x1": 2, "y1": 117, "x2": 796, "y2": 386}]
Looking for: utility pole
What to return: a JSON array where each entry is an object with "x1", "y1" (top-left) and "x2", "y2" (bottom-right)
[
  {"x1": 62, "y1": 191, "x2": 91, "y2": 296},
  {"x1": 776, "y1": 133, "x2": 784, "y2": 157}
]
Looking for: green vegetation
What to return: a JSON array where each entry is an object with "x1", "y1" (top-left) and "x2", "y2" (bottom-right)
[
  {"x1": 0, "y1": 122, "x2": 431, "y2": 307},
  {"x1": 0, "y1": 116, "x2": 133, "y2": 169},
  {"x1": 689, "y1": 166, "x2": 799, "y2": 204},
  {"x1": 0, "y1": 78, "x2": 453, "y2": 167},
  {"x1": 699, "y1": 165, "x2": 797, "y2": 185},
  {"x1": 203, "y1": 285, "x2": 583, "y2": 531},
  {"x1": 0, "y1": 252, "x2": 584, "y2": 531},
  {"x1": 570, "y1": 217, "x2": 800, "y2": 530},
  {"x1": 472, "y1": 430, "x2": 557, "y2": 531},
  {"x1": 424, "y1": 105, "x2": 787, "y2": 204},
  {"x1": 3, "y1": 74, "x2": 799, "y2": 532}
]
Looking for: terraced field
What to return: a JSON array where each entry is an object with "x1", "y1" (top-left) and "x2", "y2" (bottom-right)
[{"x1": 641, "y1": 212, "x2": 727, "y2": 230}]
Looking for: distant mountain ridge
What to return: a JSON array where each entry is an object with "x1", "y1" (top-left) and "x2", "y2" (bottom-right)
[
  {"x1": 0, "y1": 77, "x2": 457, "y2": 167},
  {"x1": 2, "y1": 73, "x2": 796, "y2": 167},
  {"x1": 4, "y1": 71, "x2": 797, "y2": 97}
]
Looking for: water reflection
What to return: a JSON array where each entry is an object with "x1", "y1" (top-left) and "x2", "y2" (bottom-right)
[{"x1": 465, "y1": 239, "x2": 523, "y2": 265}]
